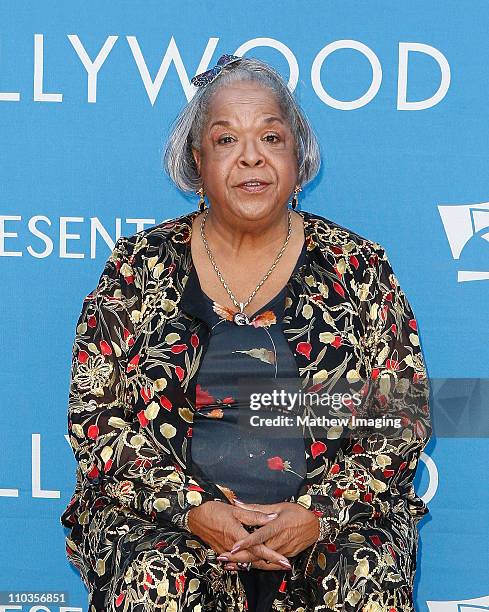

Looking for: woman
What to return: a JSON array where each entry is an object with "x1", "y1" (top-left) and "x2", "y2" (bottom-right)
[{"x1": 60, "y1": 54, "x2": 432, "y2": 611}]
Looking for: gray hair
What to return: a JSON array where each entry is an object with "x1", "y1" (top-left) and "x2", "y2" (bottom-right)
[{"x1": 162, "y1": 55, "x2": 321, "y2": 194}]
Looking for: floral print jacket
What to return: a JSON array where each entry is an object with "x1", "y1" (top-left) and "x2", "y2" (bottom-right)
[{"x1": 60, "y1": 208, "x2": 431, "y2": 595}]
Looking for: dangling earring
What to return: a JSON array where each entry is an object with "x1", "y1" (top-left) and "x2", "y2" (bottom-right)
[
  {"x1": 290, "y1": 184, "x2": 302, "y2": 210},
  {"x1": 196, "y1": 187, "x2": 207, "y2": 211}
]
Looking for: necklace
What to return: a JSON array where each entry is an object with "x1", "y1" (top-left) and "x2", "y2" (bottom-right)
[{"x1": 200, "y1": 208, "x2": 292, "y2": 325}]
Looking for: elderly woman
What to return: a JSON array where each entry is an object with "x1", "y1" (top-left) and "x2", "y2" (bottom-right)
[{"x1": 60, "y1": 54, "x2": 431, "y2": 612}]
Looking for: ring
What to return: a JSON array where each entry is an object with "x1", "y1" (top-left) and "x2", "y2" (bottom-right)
[{"x1": 237, "y1": 561, "x2": 252, "y2": 571}]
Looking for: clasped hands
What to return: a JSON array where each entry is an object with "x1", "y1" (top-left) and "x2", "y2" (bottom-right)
[{"x1": 187, "y1": 498, "x2": 320, "y2": 571}]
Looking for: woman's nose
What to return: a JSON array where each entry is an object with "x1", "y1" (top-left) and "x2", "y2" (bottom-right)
[{"x1": 238, "y1": 138, "x2": 265, "y2": 166}]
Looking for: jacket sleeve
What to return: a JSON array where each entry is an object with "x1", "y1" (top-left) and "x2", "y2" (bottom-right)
[
  {"x1": 65, "y1": 237, "x2": 226, "y2": 531},
  {"x1": 294, "y1": 244, "x2": 432, "y2": 542}
]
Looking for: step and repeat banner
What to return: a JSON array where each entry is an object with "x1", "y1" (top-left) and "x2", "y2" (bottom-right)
[{"x1": 1, "y1": 2, "x2": 488, "y2": 611}]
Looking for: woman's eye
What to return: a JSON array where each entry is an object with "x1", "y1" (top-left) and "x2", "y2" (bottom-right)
[
  {"x1": 217, "y1": 135, "x2": 234, "y2": 144},
  {"x1": 216, "y1": 133, "x2": 281, "y2": 145}
]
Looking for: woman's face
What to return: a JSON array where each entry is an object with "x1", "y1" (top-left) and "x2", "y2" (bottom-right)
[{"x1": 192, "y1": 80, "x2": 298, "y2": 223}]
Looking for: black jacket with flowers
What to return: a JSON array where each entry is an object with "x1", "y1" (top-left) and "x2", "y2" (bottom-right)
[{"x1": 60, "y1": 208, "x2": 431, "y2": 600}]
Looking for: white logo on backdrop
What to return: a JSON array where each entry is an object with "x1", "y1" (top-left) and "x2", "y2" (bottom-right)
[
  {"x1": 0, "y1": 435, "x2": 437, "y2": 503},
  {"x1": 0, "y1": 36, "x2": 450, "y2": 108},
  {"x1": 427, "y1": 594, "x2": 489, "y2": 611},
  {"x1": 438, "y1": 202, "x2": 489, "y2": 282}
]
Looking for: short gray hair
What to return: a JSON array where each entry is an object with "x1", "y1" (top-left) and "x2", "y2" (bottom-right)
[{"x1": 162, "y1": 55, "x2": 321, "y2": 194}]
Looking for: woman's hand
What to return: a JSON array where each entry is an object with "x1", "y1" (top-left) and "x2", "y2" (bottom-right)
[
  {"x1": 214, "y1": 500, "x2": 320, "y2": 570},
  {"x1": 187, "y1": 501, "x2": 293, "y2": 571}
]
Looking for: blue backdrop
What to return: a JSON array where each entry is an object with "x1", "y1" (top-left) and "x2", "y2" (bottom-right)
[{"x1": 1, "y1": 1, "x2": 488, "y2": 610}]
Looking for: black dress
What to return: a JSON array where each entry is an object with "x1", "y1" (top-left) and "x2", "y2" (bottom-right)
[{"x1": 189, "y1": 242, "x2": 308, "y2": 612}]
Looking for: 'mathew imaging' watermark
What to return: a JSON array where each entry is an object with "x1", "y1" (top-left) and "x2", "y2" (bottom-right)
[{"x1": 247, "y1": 387, "x2": 402, "y2": 431}]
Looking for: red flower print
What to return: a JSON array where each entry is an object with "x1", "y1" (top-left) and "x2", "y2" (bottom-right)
[
  {"x1": 296, "y1": 341, "x2": 312, "y2": 359},
  {"x1": 408, "y1": 318, "x2": 417, "y2": 331},
  {"x1": 307, "y1": 382, "x2": 325, "y2": 393},
  {"x1": 175, "y1": 574, "x2": 186, "y2": 593},
  {"x1": 159, "y1": 395, "x2": 172, "y2": 411},
  {"x1": 87, "y1": 425, "x2": 99, "y2": 439},
  {"x1": 187, "y1": 427, "x2": 192, "y2": 437},
  {"x1": 352, "y1": 443, "x2": 364, "y2": 453},
  {"x1": 369, "y1": 535, "x2": 382, "y2": 547},
  {"x1": 413, "y1": 371, "x2": 424, "y2": 383},
  {"x1": 331, "y1": 336, "x2": 342, "y2": 349},
  {"x1": 87, "y1": 315, "x2": 97, "y2": 328},
  {"x1": 333, "y1": 265, "x2": 342, "y2": 279},
  {"x1": 115, "y1": 593, "x2": 125, "y2": 607},
  {"x1": 363, "y1": 492, "x2": 373, "y2": 502},
  {"x1": 100, "y1": 340, "x2": 112, "y2": 356},
  {"x1": 78, "y1": 350, "x2": 89, "y2": 363},
  {"x1": 87, "y1": 465, "x2": 99, "y2": 479},
  {"x1": 123, "y1": 328, "x2": 134, "y2": 346},
  {"x1": 369, "y1": 253, "x2": 379, "y2": 266},
  {"x1": 330, "y1": 463, "x2": 340, "y2": 475},
  {"x1": 122, "y1": 270, "x2": 134, "y2": 284},
  {"x1": 170, "y1": 344, "x2": 188, "y2": 354},
  {"x1": 279, "y1": 579, "x2": 287, "y2": 593},
  {"x1": 141, "y1": 386, "x2": 153, "y2": 403},
  {"x1": 399, "y1": 461, "x2": 407, "y2": 471},
  {"x1": 349, "y1": 255, "x2": 359, "y2": 269},
  {"x1": 385, "y1": 292, "x2": 393, "y2": 302},
  {"x1": 137, "y1": 410, "x2": 149, "y2": 427},
  {"x1": 371, "y1": 368, "x2": 380, "y2": 379},
  {"x1": 267, "y1": 456, "x2": 285, "y2": 471},
  {"x1": 391, "y1": 323, "x2": 397, "y2": 334},
  {"x1": 127, "y1": 354, "x2": 140, "y2": 372},
  {"x1": 175, "y1": 366, "x2": 185, "y2": 381},
  {"x1": 332, "y1": 281, "x2": 345, "y2": 297},
  {"x1": 104, "y1": 459, "x2": 113, "y2": 472},
  {"x1": 190, "y1": 333, "x2": 199, "y2": 348},
  {"x1": 143, "y1": 572, "x2": 153, "y2": 590},
  {"x1": 326, "y1": 543, "x2": 337, "y2": 552},
  {"x1": 189, "y1": 484, "x2": 205, "y2": 491},
  {"x1": 333, "y1": 488, "x2": 345, "y2": 498},
  {"x1": 386, "y1": 359, "x2": 399, "y2": 370},
  {"x1": 331, "y1": 246, "x2": 343, "y2": 255},
  {"x1": 383, "y1": 469, "x2": 395, "y2": 478},
  {"x1": 196, "y1": 384, "x2": 215, "y2": 408},
  {"x1": 311, "y1": 441, "x2": 327, "y2": 458}
]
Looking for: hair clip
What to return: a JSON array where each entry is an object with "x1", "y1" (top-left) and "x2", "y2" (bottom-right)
[{"x1": 190, "y1": 54, "x2": 242, "y2": 87}]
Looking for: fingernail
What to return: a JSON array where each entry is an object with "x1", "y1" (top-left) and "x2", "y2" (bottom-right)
[
  {"x1": 279, "y1": 559, "x2": 292, "y2": 568},
  {"x1": 217, "y1": 555, "x2": 229, "y2": 561},
  {"x1": 234, "y1": 499, "x2": 245, "y2": 504},
  {"x1": 230, "y1": 544, "x2": 241, "y2": 554},
  {"x1": 267, "y1": 512, "x2": 278, "y2": 518}
]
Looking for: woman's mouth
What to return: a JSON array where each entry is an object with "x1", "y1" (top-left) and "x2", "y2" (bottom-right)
[{"x1": 236, "y1": 181, "x2": 271, "y2": 193}]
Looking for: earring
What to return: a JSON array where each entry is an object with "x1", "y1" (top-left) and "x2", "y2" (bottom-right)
[
  {"x1": 290, "y1": 184, "x2": 302, "y2": 210},
  {"x1": 196, "y1": 187, "x2": 207, "y2": 211}
]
